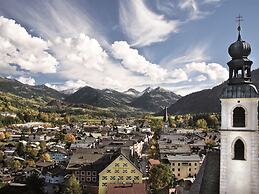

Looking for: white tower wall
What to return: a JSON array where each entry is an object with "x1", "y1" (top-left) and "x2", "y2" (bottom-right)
[{"x1": 220, "y1": 98, "x2": 259, "y2": 194}]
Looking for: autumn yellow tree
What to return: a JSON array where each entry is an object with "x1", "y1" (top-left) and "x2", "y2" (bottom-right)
[
  {"x1": 41, "y1": 153, "x2": 52, "y2": 162},
  {"x1": 65, "y1": 133, "x2": 76, "y2": 143}
]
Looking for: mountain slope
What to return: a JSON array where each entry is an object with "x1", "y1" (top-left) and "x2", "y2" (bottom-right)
[
  {"x1": 65, "y1": 86, "x2": 134, "y2": 108},
  {"x1": 167, "y1": 69, "x2": 259, "y2": 114},
  {"x1": 0, "y1": 77, "x2": 65, "y2": 101},
  {"x1": 123, "y1": 88, "x2": 140, "y2": 97},
  {"x1": 131, "y1": 87, "x2": 181, "y2": 112}
]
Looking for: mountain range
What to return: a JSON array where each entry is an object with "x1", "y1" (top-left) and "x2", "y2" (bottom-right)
[
  {"x1": 1, "y1": 68, "x2": 258, "y2": 115},
  {"x1": 0, "y1": 77, "x2": 180, "y2": 113},
  {"x1": 65, "y1": 86, "x2": 180, "y2": 112}
]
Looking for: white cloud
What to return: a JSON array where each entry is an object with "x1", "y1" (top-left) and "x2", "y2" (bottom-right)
[
  {"x1": 194, "y1": 74, "x2": 207, "y2": 82},
  {"x1": 119, "y1": 0, "x2": 179, "y2": 47},
  {"x1": 112, "y1": 41, "x2": 168, "y2": 81},
  {"x1": 161, "y1": 45, "x2": 209, "y2": 67},
  {"x1": 52, "y1": 34, "x2": 107, "y2": 72},
  {"x1": 17, "y1": 76, "x2": 36, "y2": 86},
  {"x1": 185, "y1": 62, "x2": 228, "y2": 82},
  {"x1": 0, "y1": 16, "x2": 58, "y2": 74},
  {"x1": 45, "y1": 80, "x2": 87, "y2": 92}
]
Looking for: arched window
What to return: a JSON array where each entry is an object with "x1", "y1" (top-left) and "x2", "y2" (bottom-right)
[
  {"x1": 233, "y1": 139, "x2": 245, "y2": 160},
  {"x1": 233, "y1": 107, "x2": 245, "y2": 127}
]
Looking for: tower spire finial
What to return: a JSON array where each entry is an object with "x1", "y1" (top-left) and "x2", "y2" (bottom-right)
[{"x1": 236, "y1": 14, "x2": 243, "y2": 41}]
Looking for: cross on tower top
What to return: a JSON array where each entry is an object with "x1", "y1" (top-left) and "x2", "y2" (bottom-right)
[{"x1": 236, "y1": 15, "x2": 243, "y2": 40}]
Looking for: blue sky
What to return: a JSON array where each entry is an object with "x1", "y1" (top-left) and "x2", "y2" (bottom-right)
[{"x1": 0, "y1": 0, "x2": 258, "y2": 95}]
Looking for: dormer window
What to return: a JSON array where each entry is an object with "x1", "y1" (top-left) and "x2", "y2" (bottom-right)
[{"x1": 233, "y1": 107, "x2": 245, "y2": 127}]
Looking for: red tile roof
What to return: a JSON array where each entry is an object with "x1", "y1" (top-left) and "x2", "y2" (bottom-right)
[
  {"x1": 106, "y1": 183, "x2": 147, "y2": 194},
  {"x1": 148, "y1": 159, "x2": 160, "y2": 166}
]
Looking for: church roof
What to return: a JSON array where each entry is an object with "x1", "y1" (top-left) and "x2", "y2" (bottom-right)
[
  {"x1": 189, "y1": 151, "x2": 220, "y2": 194},
  {"x1": 221, "y1": 84, "x2": 258, "y2": 98}
]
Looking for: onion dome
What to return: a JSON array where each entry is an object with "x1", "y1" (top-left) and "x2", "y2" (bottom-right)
[{"x1": 228, "y1": 26, "x2": 251, "y2": 59}]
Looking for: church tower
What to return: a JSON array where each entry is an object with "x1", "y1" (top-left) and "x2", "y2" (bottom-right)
[{"x1": 220, "y1": 18, "x2": 259, "y2": 194}]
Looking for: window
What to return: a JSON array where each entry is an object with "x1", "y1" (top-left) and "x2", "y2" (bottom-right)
[
  {"x1": 178, "y1": 163, "x2": 180, "y2": 166},
  {"x1": 134, "y1": 176, "x2": 139, "y2": 180},
  {"x1": 102, "y1": 176, "x2": 107, "y2": 180},
  {"x1": 131, "y1": 169, "x2": 136, "y2": 173},
  {"x1": 81, "y1": 171, "x2": 85, "y2": 175},
  {"x1": 189, "y1": 163, "x2": 191, "y2": 166},
  {"x1": 178, "y1": 173, "x2": 180, "y2": 177},
  {"x1": 119, "y1": 156, "x2": 124, "y2": 160},
  {"x1": 92, "y1": 177, "x2": 96, "y2": 182},
  {"x1": 75, "y1": 171, "x2": 79, "y2": 175},
  {"x1": 233, "y1": 139, "x2": 245, "y2": 160},
  {"x1": 189, "y1": 168, "x2": 191, "y2": 171},
  {"x1": 195, "y1": 163, "x2": 197, "y2": 166},
  {"x1": 115, "y1": 170, "x2": 119, "y2": 173},
  {"x1": 126, "y1": 176, "x2": 132, "y2": 180},
  {"x1": 178, "y1": 168, "x2": 180, "y2": 172},
  {"x1": 233, "y1": 107, "x2": 245, "y2": 127},
  {"x1": 102, "y1": 183, "x2": 107, "y2": 187},
  {"x1": 92, "y1": 171, "x2": 97, "y2": 176},
  {"x1": 110, "y1": 176, "x2": 115, "y2": 180},
  {"x1": 172, "y1": 163, "x2": 175, "y2": 166},
  {"x1": 107, "y1": 170, "x2": 111, "y2": 173},
  {"x1": 123, "y1": 170, "x2": 128, "y2": 173},
  {"x1": 81, "y1": 177, "x2": 85, "y2": 181},
  {"x1": 86, "y1": 171, "x2": 91, "y2": 176},
  {"x1": 123, "y1": 163, "x2": 128, "y2": 167},
  {"x1": 118, "y1": 176, "x2": 123, "y2": 180},
  {"x1": 115, "y1": 163, "x2": 120, "y2": 167},
  {"x1": 86, "y1": 177, "x2": 91, "y2": 182},
  {"x1": 172, "y1": 168, "x2": 175, "y2": 171}
]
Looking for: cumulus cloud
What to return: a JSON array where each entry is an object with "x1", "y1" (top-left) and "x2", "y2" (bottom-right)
[
  {"x1": 119, "y1": 0, "x2": 179, "y2": 47},
  {"x1": 185, "y1": 62, "x2": 228, "y2": 82},
  {"x1": 0, "y1": 16, "x2": 58, "y2": 74},
  {"x1": 194, "y1": 74, "x2": 207, "y2": 82},
  {"x1": 52, "y1": 34, "x2": 107, "y2": 72},
  {"x1": 17, "y1": 76, "x2": 36, "y2": 86},
  {"x1": 112, "y1": 41, "x2": 168, "y2": 81}
]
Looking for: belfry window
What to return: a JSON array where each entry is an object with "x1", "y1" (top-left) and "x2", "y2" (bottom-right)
[
  {"x1": 233, "y1": 139, "x2": 245, "y2": 160},
  {"x1": 233, "y1": 107, "x2": 245, "y2": 127}
]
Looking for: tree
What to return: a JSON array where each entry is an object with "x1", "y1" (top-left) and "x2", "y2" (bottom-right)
[
  {"x1": 65, "y1": 133, "x2": 76, "y2": 143},
  {"x1": 9, "y1": 159, "x2": 22, "y2": 171},
  {"x1": 41, "y1": 153, "x2": 52, "y2": 162},
  {"x1": 149, "y1": 164, "x2": 174, "y2": 193},
  {"x1": 4, "y1": 131, "x2": 11, "y2": 139},
  {"x1": 26, "y1": 159, "x2": 36, "y2": 167},
  {"x1": 65, "y1": 174, "x2": 82, "y2": 194},
  {"x1": 0, "y1": 150, "x2": 4, "y2": 161},
  {"x1": 26, "y1": 174, "x2": 44, "y2": 194},
  {"x1": 196, "y1": 119, "x2": 207, "y2": 129},
  {"x1": 16, "y1": 142, "x2": 25, "y2": 157},
  {"x1": 0, "y1": 132, "x2": 5, "y2": 141}
]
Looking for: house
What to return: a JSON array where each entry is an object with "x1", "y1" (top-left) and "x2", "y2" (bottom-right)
[
  {"x1": 43, "y1": 165, "x2": 66, "y2": 184},
  {"x1": 106, "y1": 183, "x2": 147, "y2": 194},
  {"x1": 167, "y1": 154, "x2": 201, "y2": 180},
  {"x1": 98, "y1": 154, "x2": 143, "y2": 194},
  {"x1": 49, "y1": 150, "x2": 68, "y2": 163}
]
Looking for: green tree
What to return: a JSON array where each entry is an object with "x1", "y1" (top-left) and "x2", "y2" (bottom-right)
[
  {"x1": 149, "y1": 164, "x2": 174, "y2": 193},
  {"x1": 65, "y1": 174, "x2": 82, "y2": 194},
  {"x1": 196, "y1": 119, "x2": 207, "y2": 129},
  {"x1": 9, "y1": 159, "x2": 22, "y2": 171},
  {"x1": 16, "y1": 142, "x2": 25, "y2": 157},
  {"x1": 26, "y1": 174, "x2": 44, "y2": 194}
]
